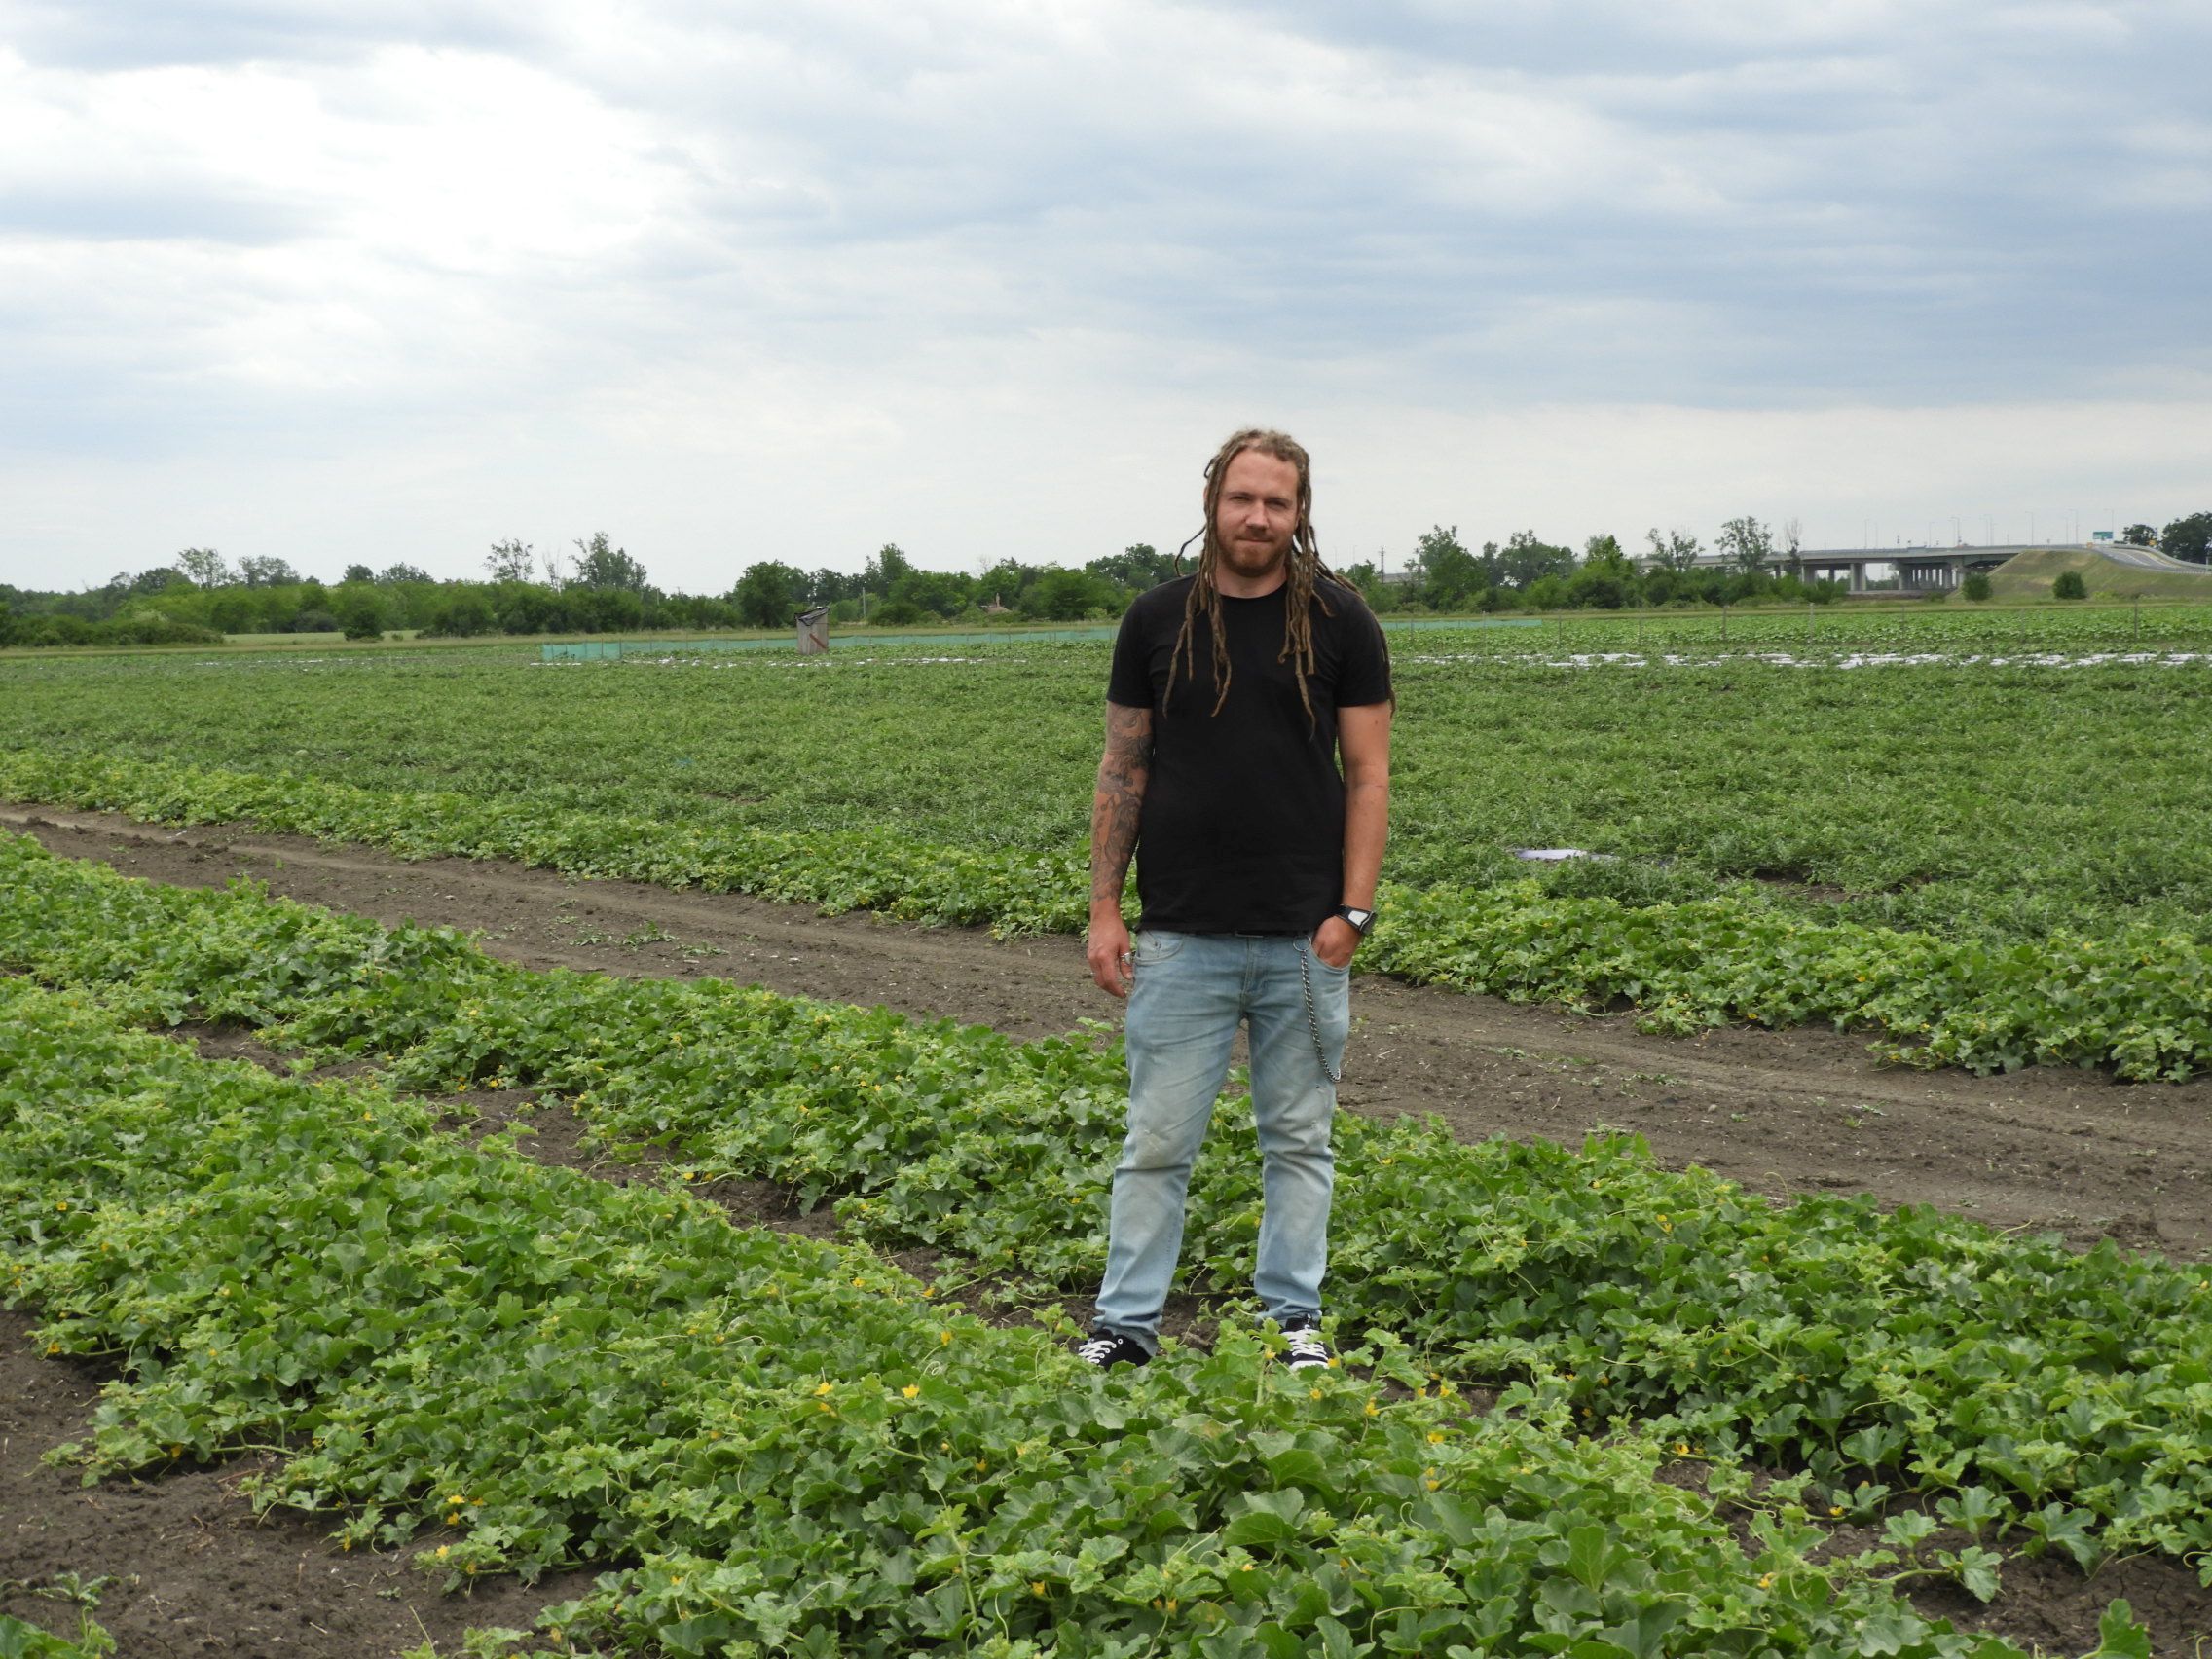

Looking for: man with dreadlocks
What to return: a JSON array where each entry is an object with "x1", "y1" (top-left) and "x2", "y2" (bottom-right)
[{"x1": 1076, "y1": 427, "x2": 1393, "y2": 1373}]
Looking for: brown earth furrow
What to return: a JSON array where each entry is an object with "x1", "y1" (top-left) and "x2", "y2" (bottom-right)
[
  {"x1": 0, "y1": 1301, "x2": 587, "y2": 1658},
  {"x1": 5, "y1": 801, "x2": 2209, "y2": 1262}
]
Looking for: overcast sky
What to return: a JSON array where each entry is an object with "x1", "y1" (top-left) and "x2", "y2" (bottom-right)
[{"x1": 3, "y1": 0, "x2": 2207, "y2": 594}]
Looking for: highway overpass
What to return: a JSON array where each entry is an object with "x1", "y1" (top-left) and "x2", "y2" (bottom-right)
[{"x1": 1663, "y1": 543, "x2": 2189, "y2": 594}]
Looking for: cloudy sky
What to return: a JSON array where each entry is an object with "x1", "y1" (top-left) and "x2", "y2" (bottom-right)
[{"x1": 3, "y1": 0, "x2": 2207, "y2": 594}]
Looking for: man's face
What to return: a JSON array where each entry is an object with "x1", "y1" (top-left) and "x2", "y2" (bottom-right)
[{"x1": 1211, "y1": 448, "x2": 1301, "y2": 584}]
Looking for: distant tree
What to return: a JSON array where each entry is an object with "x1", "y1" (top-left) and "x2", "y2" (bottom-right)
[
  {"x1": 731, "y1": 560, "x2": 812, "y2": 628},
  {"x1": 862, "y1": 542, "x2": 914, "y2": 594},
  {"x1": 495, "y1": 586, "x2": 564, "y2": 635},
  {"x1": 977, "y1": 559, "x2": 1031, "y2": 608},
  {"x1": 1567, "y1": 535, "x2": 1639, "y2": 608},
  {"x1": 378, "y1": 562, "x2": 433, "y2": 585},
  {"x1": 2159, "y1": 511, "x2": 2211, "y2": 565},
  {"x1": 208, "y1": 592, "x2": 256, "y2": 633},
  {"x1": 894, "y1": 569, "x2": 969, "y2": 618},
  {"x1": 2120, "y1": 524, "x2": 2157, "y2": 548},
  {"x1": 2052, "y1": 570, "x2": 2088, "y2": 600},
  {"x1": 174, "y1": 547, "x2": 232, "y2": 588},
  {"x1": 342, "y1": 563, "x2": 376, "y2": 586},
  {"x1": 337, "y1": 591, "x2": 386, "y2": 641},
  {"x1": 1524, "y1": 571, "x2": 1570, "y2": 611},
  {"x1": 423, "y1": 589, "x2": 497, "y2": 637},
  {"x1": 1410, "y1": 525, "x2": 1483, "y2": 609},
  {"x1": 807, "y1": 566, "x2": 854, "y2": 606},
  {"x1": 130, "y1": 566, "x2": 191, "y2": 595},
  {"x1": 1021, "y1": 566, "x2": 1121, "y2": 620},
  {"x1": 485, "y1": 538, "x2": 536, "y2": 583},
  {"x1": 571, "y1": 533, "x2": 646, "y2": 592},
  {"x1": 1715, "y1": 516, "x2": 1775, "y2": 576},
  {"x1": 1582, "y1": 533, "x2": 1626, "y2": 565},
  {"x1": 1087, "y1": 543, "x2": 1177, "y2": 591},
  {"x1": 1497, "y1": 530, "x2": 1575, "y2": 591},
  {"x1": 1782, "y1": 517, "x2": 1804, "y2": 556},
  {"x1": 570, "y1": 585, "x2": 644, "y2": 632},
  {"x1": 1643, "y1": 528, "x2": 1702, "y2": 572},
  {"x1": 237, "y1": 554, "x2": 300, "y2": 587},
  {"x1": 1962, "y1": 571, "x2": 1993, "y2": 602},
  {"x1": 872, "y1": 598, "x2": 927, "y2": 626}
]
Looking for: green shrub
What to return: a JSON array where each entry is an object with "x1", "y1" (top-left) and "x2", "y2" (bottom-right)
[
  {"x1": 336, "y1": 593, "x2": 386, "y2": 641},
  {"x1": 2053, "y1": 570, "x2": 2088, "y2": 600},
  {"x1": 1962, "y1": 571, "x2": 1993, "y2": 602}
]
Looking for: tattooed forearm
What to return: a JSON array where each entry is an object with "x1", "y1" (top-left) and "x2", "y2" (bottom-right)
[{"x1": 1089, "y1": 703, "x2": 1151, "y2": 912}]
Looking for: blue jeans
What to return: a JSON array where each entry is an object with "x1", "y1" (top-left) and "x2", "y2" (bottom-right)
[{"x1": 1093, "y1": 930, "x2": 1350, "y2": 1354}]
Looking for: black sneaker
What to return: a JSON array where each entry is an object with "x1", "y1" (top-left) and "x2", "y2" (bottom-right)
[
  {"x1": 1279, "y1": 1325, "x2": 1332, "y2": 1371},
  {"x1": 1076, "y1": 1330, "x2": 1152, "y2": 1370}
]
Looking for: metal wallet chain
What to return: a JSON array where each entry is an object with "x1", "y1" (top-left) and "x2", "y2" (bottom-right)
[{"x1": 1298, "y1": 940, "x2": 1344, "y2": 1088}]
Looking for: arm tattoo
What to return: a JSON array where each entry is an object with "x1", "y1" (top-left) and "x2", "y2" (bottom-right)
[{"x1": 1090, "y1": 703, "x2": 1151, "y2": 909}]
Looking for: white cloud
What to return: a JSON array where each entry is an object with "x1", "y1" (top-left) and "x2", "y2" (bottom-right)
[{"x1": 0, "y1": 0, "x2": 2205, "y2": 591}]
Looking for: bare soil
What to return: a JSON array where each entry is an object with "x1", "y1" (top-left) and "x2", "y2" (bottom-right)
[
  {"x1": 9, "y1": 804, "x2": 2206, "y2": 1259},
  {"x1": 0, "y1": 1301, "x2": 588, "y2": 1656},
  {"x1": 6, "y1": 803, "x2": 2212, "y2": 1654}
]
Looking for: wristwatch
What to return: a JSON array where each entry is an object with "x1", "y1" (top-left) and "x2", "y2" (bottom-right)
[{"x1": 1334, "y1": 904, "x2": 1376, "y2": 937}]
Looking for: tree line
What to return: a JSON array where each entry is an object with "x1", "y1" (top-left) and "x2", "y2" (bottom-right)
[
  {"x1": 7, "y1": 510, "x2": 2207, "y2": 649},
  {"x1": 0, "y1": 535, "x2": 1176, "y2": 647}
]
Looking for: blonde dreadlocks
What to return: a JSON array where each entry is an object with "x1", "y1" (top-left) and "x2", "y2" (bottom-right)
[{"x1": 1167, "y1": 427, "x2": 1340, "y2": 724}]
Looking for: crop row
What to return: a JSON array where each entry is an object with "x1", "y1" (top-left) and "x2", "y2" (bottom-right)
[
  {"x1": 3, "y1": 749, "x2": 2209, "y2": 1082},
  {"x1": 0, "y1": 1610, "x2": 115, "y2": 1656},
  {"x1": 9, "y1": 618, "x2": 2212, "y2": 949},
  {"x1": 7, "y1": 975, "x2": 2108, "y2": 1659},
  {"x1": 4, "y1": 830, "x2": 2208, "y2": 1584},
  {"x1": 1394, "y1": 604, "x2": 2212, "y2": 656}
]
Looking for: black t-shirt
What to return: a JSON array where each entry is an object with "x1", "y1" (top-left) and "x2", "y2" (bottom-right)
[{"x1": 1107, "y1": 573, "x2": 1392, "y2": 935}]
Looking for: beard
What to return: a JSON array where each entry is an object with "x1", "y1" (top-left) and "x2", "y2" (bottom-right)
[{"x1": 1217, "y1": 530, "x2": 1292, "y2": 580}]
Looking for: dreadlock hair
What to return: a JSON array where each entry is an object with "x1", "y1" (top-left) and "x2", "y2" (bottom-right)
[{"x1": 1168, "y1": 426, "x2": 1342, "y2": 725}]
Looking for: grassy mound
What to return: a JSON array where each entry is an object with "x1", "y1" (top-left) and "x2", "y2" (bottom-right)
[{"x1": 1986, "y1": 546, "x2": 2212, "y2": 603}]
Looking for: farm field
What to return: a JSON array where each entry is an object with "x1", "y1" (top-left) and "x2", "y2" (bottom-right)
[
  {"x1": 4, "y1": 604, "x2": 2212, "y2": 1655},
  {"x1": 1, "y1": 830, "x2": 2207, "y2": 1656},
  {"x1": 5, "y1": 605, "x2": 2212, "y2": 1075}
]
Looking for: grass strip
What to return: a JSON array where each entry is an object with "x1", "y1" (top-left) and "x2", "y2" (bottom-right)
[
  {"x1": 3, "y1": 749, "x2": 2209, "y2": 1080},
  {"x1": 2, "y1": 977, "x2": 2075, "y2": 1659},
  {"x1": 3, "y1": 833, "x2": 2209, "y2": 1585}
]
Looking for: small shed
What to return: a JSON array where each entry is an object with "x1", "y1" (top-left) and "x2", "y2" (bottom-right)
[{"x1": 795, "y1": 607, "x2": 830, "y2": 656}]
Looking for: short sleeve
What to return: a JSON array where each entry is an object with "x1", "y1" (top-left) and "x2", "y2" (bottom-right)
[
  {"x1": 1106, "y1": 601, "x2": 1155, "y2": 708},
  {"x1": 1334, "y1": 593, "x2": 1393, "y2": 707}
]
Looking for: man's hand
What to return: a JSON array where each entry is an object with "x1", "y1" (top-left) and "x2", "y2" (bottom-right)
[
  {"x1": 1312, "y1": 914, "x2": 1360, "y2": 970},
  {"x1": 1088, "y1": 913, "x2": 1134, "y2": 997}
]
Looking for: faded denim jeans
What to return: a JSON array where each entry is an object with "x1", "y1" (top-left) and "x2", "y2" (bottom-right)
[{"x1": 1092, "y1": 930, "x2": 1350, "y2": 1355}]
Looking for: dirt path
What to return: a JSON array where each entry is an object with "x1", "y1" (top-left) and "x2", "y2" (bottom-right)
[
  {"x1": 8, "y1": 802, "x2": 2208, "y2": 1260},
  {"x1": 0, "y1": 1302, "x2": 588, "y2": 1656}
]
